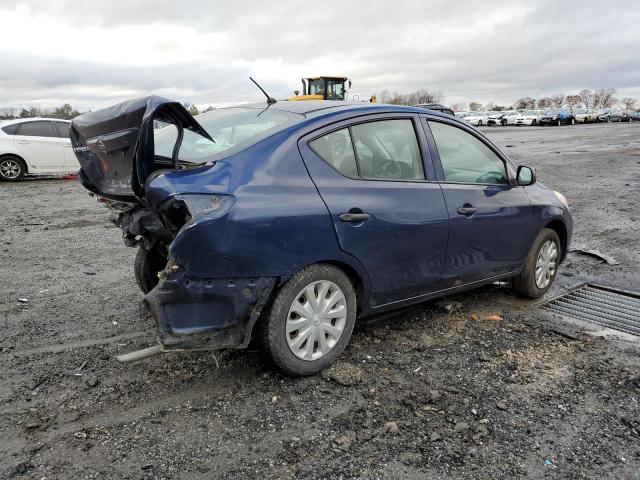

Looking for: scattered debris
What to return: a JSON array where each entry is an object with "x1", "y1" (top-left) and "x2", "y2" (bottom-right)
[
  {"x1": 485, "y1": 314, "x2": 503, "y2": 322},
  {"x1": 436, "y1": 301, "x2": 463, "y2": 314},
  {"x1": 321, "y1": 362, "x2": 364, "y2": 386},
  {"x1": 334, "y1": 435, "x2": 353, "y2": 451},
  {"x1": 430, "y1": 432, "x2": 442, "y2": 442},
  {"x1": 271, "y1": 395, "x2": 278, "y2": 405},
  {"x1": 570, "y1": 246, "x2": 619, "y2": 265},
  {"x1": 384, "y1": 421, "x2": 399, "y2": 433},
  {"x1": 18, "y1": 297, "x2": 28, "y2": 303},
  {"x1": 496, "y1": 401, "x2": 508, "y2": 411}
]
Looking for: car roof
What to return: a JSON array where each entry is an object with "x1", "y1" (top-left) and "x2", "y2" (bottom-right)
[
  {"x1": 222, "y1": 100, "x2": 452, "y2": 118},
  {"x1": 0, "y1": 117, "x2": 71, "y2": 125}
]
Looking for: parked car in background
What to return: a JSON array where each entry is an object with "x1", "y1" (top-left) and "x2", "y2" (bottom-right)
[
  {"x1": 0, "y1": 118, "x2": 76, "y2": 181},
  {"x1": 574, "y1": 108, "x2": 599, "y2": 123},
  {"x1": 463, "y1": 112, "x2": 489, "y2": 126},
  {"x1": 620, "y1": 111, "x2": 632, "y2": 122},
  {"x1": 629, "y1": 111, "x2": 640, "y2": 122},
  {"x1": 515, "y1": 110, "x2": 544, "y2": 126},
  {"x1": 487, "y1": 111, "x2": 519, "y2": 126},
  {"x1": 70, "y1": 97, "x2": 572, "y2": 375},
  {"x1": 414, "y1": 103, "x2": 455, "y2": 116},
  {"x1": 597, "y1": 109, "x2": 622, "y2": 122},
  {"x1": 539, "y1": 109, "x2": 576, "y2": 126}
]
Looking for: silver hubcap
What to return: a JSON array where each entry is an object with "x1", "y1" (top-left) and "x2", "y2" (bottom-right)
[
  {"x1": 286, "y1": 280, "x2": 347, "y2": 361},
  {"x1": 1, "y1": 159, "x2": 21, "y2": 179},
  {"x1": 535, "y1": 240, "x2": 558, "y2": 289}
]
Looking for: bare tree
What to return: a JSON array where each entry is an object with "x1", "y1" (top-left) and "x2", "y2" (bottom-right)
[
  {"x1": 592, "y1": 88, "x2": 616, "y2": 108},
  {"x1": 565, "y1": 95, "x2": 581, "y2": 107},
  {"x1": 413, "y1": 89, "x2": 444, "y2": 104},
  {"x1": 537, "y1": 97, "x2": 552, "y2": 109},
  {"x1": 579, "y1": 89, "x2": 593, "y2": 108},
  {"x1": 449, "y1": 103, "x2": 467, "y2": 112},
  {"x1": 550, "y1": 94, "x2": 565, "y2": 108},
  {"x1": 621, "y1": 97, "x2": 637, "y2": 110},
  {"x1": 468, "y1": 102, "x2": 482, "y2": 112},
  {"x1": 515, "y1": 97, "x2": 535, "y2": 110}
]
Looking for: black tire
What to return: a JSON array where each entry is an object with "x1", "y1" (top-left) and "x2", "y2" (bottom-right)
[
  {"x1": 134, "y1": 247, "x2": 167, "y2": 294},
  {"x1": 512, "y1": 228, "x2": 561, "y2": 299},
  {"x1": 477, "y1": 120, "x2": 483, "y2": 126},
  {"x1": 0, "y1": 155, "x2": 26, "y2": 181},
  {"x1": 260, "y1": 264, "x2": 357, "y2": 376},
  {"x1": 501, "y1": 119, "x2": 507, "y2": 126},
  {"x1": 555, "y1": 118, "x2": 561, "y2": 126},
  {"x1": 532, "y1": 119, "x2": 537, "y2": 126}
]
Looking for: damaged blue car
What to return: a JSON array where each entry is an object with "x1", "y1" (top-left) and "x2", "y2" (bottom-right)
[{"x1": 70, "y1": 96, "x2": 572, "y2": 375}]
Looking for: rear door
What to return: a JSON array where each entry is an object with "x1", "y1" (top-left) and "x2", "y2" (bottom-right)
[
  {"x1": 13, "y1": 120, "x2": 65, "y2": 171},
  {"x1": 299, "y1": 114, "x2": 450, "y2": 307},
  {"x1": 52, "y1": 121, "x2": 77, "y2": 170},
  {"x1": 422, "y1": 117, "x2": 532, "y2": 287}
]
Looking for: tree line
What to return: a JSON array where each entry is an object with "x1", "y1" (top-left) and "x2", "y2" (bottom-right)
[
  {"x1": 0, "y1": 102, "x2": 215, "y2": 121},
  {"x1": 373, "y1": 88, "x2": 637, "y2": 112}
]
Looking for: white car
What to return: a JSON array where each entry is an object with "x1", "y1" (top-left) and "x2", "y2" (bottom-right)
[
  {"x1": 0, "y1": 118, "x2": 78, "y2": 181},
  {"x1": 487, "y1": 111, "x2": 520, "y2": 126},
  {"x1": 574, "y1": 108, "x2": 598, "y2": 124},
  {"x1": 463, "y1": 112, "x2": 489, "y2": 126},
  {"x1": 515, "y1": 110, "x2": 544, "y2": 126}
]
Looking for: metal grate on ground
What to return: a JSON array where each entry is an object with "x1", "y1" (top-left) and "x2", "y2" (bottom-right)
[{"x1": 541, "y1": 284, "x2": 640, "y2": 337}]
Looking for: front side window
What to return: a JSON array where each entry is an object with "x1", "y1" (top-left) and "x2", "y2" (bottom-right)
[
  {"x1": 308, "y1": 79, "x2": 325, "y2": 96},
  {"x1": 16, "y1": 121, "x2": 57, "y2": 138},
  {"x1": 310, "y1": 119, "x2": 425, "y2": 181},
  {"x1": 326, "y1": 80, "x2": 345, "y2": 100},
  {"x1": 428, "y1": 121, "x2": 508, "y2": 185}
]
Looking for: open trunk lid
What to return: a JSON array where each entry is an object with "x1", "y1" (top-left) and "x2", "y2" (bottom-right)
[{"x1": 70, "y1": 95, "x2": 213, "y2": 201}]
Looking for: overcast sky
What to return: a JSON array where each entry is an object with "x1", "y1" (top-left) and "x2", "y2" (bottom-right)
[{"x1": 1, "y1": 0, "x2": 639, "y2": 111}]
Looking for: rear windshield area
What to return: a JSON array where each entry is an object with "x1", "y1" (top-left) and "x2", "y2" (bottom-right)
[{"x1": 154, "y1": 107, "x2": 300, "y2": 164}]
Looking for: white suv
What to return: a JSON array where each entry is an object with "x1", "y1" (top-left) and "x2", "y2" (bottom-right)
[{"x1": 0, "y1": 118, "x2": 79, "y2": 181}]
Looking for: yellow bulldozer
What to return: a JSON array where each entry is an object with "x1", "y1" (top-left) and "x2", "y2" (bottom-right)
[{"x1": 289, "y1": 76, "x2": 376, "y2": 102}]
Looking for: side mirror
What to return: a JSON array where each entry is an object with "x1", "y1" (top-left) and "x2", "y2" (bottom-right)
[{"x1": 516, "y1": 165, "x2": 536, "y2": 186}]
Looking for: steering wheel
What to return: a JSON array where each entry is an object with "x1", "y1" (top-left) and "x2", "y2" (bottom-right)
[{"x1": 372, "y1": 160, "x2": 401, "y2": 179}]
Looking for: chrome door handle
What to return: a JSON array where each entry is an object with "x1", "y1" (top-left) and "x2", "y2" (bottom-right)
[
  {"x1": 457, "y1": 207, "x2": 477, "y2": 215},
  {"x1": 339, "y1": 213, "x2": 370, "y2": 222},
  {"x1": 17, "y1": 140, "x2": 30, "y2": 144}
]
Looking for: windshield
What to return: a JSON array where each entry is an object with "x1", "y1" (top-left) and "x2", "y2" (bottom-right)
[
  {"x1": 575, "y1": 109, "x2": 587, "y2": 114},
  {"x1": 523, "y1": 110, "x2": 538, "y2": 115},
  {"x1": 154, "y1": 107, "x2": 300, "y2": 163},
  {"x1": 326, "y1": 79, "x2": 345, "y2": 100},
  {"x1": 308, "y1": 79, "x2": 325, "y2": 96}
]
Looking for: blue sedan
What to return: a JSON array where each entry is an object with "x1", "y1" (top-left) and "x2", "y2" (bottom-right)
[{"x1": 70, "y1": 97, "x2": 572, "y2": 375}]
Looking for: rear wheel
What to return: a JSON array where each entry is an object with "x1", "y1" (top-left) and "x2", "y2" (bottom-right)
[
  {"x1": 134, "y1": 247, "x2": 167, "y2": 294},
  {"x1": 532, "y1": 119, "x2": 537, "y2": 126},
  {"x1": 512, "y1": 228, "x2": 561, "y2": 299},
  {"x1": 261, "y1": 264, "x2": 357, "y2": 376},
  {"x1": 477, "y1": 120, "x2": 483, "y2": 126},
  {"x1": 0, "y1": 156, "x2": 26, "y2": 181}
]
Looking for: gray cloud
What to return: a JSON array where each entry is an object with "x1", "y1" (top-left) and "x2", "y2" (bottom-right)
[{"x1": 1, "y1": 0, "x2": 639, "y2": 110}]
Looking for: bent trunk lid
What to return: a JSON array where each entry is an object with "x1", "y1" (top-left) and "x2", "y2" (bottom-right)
[{"x1": 70, "y1": 95, "x2": 212, "y2": 201}]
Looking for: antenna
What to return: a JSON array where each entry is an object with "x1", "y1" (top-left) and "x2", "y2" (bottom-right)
[{"x1": 249, "y1": 77, "x2": 277, "y2": 104}]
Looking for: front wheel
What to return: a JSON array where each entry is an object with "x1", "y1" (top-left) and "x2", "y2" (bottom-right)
[
  {"x1": 0, "y1": 156, "x2": 26, "y2": 181},
  {"x1": 260, "y1": 264, "x2": 357, "y2": 376},
  {"x1": 512, "y1": 228, "x2": 561, "y2": 299}
]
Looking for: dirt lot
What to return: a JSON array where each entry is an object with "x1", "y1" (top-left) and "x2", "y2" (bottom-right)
[{"x1": 1, "y1": 122, "x2": 639, "y2": 479}]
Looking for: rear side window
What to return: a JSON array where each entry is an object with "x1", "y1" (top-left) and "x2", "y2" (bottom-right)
[
  {"x1": 1, "y1": 123, "x2": 19, "y2": 135},
  {"x1": 310, "y1": 119, "x2": 425, "y2": 181},
  {"x1": 54, "y1": 122, "x2": 71, "y2": 138},
  {"x1": 309, "y1": 128, "x2": 357, "y2": 177},
  {"x1": 428, "y1": 121, "x2": 508, "y2": 185},
  {"x1": 16, "y1": 121, "x2": 57, "y2": 138},
  {"x1": 352, "y1": 120, "x2": 424, "y2": 180}
]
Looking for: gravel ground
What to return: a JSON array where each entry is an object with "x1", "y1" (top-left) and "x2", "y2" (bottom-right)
[{"x1": 1, "y1": 122, "x2": 639, "y2": 479}]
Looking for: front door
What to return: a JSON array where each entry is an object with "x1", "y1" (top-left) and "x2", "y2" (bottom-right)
[
  {"x1": 13, "y1": 120, "x2": 66, "y2": 171},
  {"x1": 299, "y1": 115, "x2": 450, "y2": 307},
  {"x1": 423, "y1": 118, "x2": 533, "y2": 288}
]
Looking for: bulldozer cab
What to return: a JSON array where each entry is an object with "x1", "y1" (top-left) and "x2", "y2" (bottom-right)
[
  {"x1": 290, "y1": 76, "x2": 349, "y2": 101},
  {"x1": 306, "y1": 77, "x2": 348, "y2": 100}
]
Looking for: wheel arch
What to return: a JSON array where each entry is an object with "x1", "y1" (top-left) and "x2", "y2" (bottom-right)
[{"x1": 544, "y1": 219, "x2": 567, "y2": 260}]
